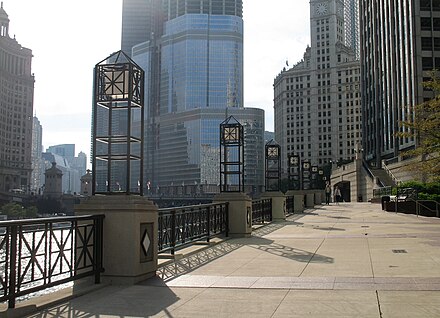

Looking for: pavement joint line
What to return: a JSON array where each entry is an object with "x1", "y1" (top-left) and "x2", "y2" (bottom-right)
[
  {"x1": 376, "y1": 290, "x2": 383, "y2": 318},
  {"x1": 366, "y1": 236, "x2": 376, "y2": 278},
  {"x1": 298, "y1": 236, "x2": 326, "y2": 277}
]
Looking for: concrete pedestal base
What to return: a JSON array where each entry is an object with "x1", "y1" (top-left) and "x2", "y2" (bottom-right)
[
  {"x1": 285, "y1": 190, "x2": 305, "y2": 213},
  {"x1": 304, "y1": 191, "x2": 315, "y2": 208},
  {"x1": 75, "y1": 195, "x2": 158, "y2": 285},
  {"x1": 214, "y1": 192, "x2": 252, "y2": 237},
  {"x1": 314, "y1": 191, "x2": 323, "y2": 205},
  {"x1": 262, "y1": 192, "x2": 286, "y2": 221}
]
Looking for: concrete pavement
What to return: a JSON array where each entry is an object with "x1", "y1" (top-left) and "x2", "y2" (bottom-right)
[{"x1": 23, "y1": 202, "x2": 440, "y2": 317}]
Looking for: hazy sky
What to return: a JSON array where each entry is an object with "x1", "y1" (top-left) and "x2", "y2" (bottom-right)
[{"x1": 4, "y1": 0, "x2": 310, "y2": 161}]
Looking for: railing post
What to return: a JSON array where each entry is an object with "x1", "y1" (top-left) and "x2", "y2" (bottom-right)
[
  {"x1": 435, "y1": 201, "x2": 439, "y2": 217},
  {"x1": 225, "y1": 203, "x2": 229, "y2": 237},
  {"x1": 8, "y1": 226, "x2": 17, "y2": 309},
  {"x1": 207, "y1": 206, "x2": 211, "y2": 243},
  {"x1": 94, "y1": 215, "x2": 104, "y2": 284},
  {"x1": 171, "y1": 210, "x2": 176, "y2": 255}
]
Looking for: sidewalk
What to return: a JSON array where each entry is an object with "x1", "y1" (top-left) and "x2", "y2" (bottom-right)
[{"x1": 25, "y1": 203, "x2": 440, "y2": 317}]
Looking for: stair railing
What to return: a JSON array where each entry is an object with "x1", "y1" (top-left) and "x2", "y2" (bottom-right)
[{"x1": 381, "y1": 160, "x2": 400, "y2": 185}]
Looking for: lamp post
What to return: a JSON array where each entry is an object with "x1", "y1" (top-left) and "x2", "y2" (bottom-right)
[
  {"x1": 265, "y1": 140, "x2": 281, "y2": 192},
  {"x1": 288, "y1": 154, "x2": 300, "y2": 190},
  {"x1": 215, "y1": 115, "x2": 252, "y2": 237},
  {"x1": 220, "y1": 116, "x2": 244, "y2": 193},
  {"x1": 92, "y1": 50, "x2": 144, "y2": 195}
]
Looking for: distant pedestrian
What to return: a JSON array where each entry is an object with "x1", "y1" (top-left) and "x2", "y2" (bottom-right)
[
  {"x1": 334, "y1": 186, "x2": 341, "y2": 205},
  {"x1": 325, "y1": 182, "x2": 331, "y2": 205}
]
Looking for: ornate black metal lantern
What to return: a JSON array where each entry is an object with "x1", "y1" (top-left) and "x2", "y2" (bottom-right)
[
  {"x1": 265, "y1": 139, "x2": 281, "y2": 191},
  {"x1": 318, "y1": 169, "x2": 324, "y2": 189},
  {"x1": 92, "y1": 51, "x2": 144, "y2": 195},
  {"x1": 302, "y1": 160, "x2": 311, "y2": 190},
  {"x1": 220, "y1": 116, "x2": 244, "y2": 192},
  {"x1": 311, "y1": 165, "x2": 318, "y2": 189},
  {"x1": 288, "y1": 154, "x2": 300, "y2": 190}
]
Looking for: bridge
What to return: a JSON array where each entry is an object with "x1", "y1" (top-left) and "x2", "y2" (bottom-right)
[{"x1": 4, "y1": 202, "x2": 440, "y2": 317}]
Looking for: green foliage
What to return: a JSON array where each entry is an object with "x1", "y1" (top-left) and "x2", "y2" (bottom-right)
[
  {"x1": 417, "y1": 193, "x2": 440, "y2": 202},
  {"x1": 25, "y1": 206, "x2": 38, "y2": 218},
  {"x1": 0, "y1": 203, "x2": 25, "y2": 218},
  {"x1": 0, "y1": 203, "x2": 39, "y2": 219},
  {"x1": 398, "y1": 73, "x2": 440, "y2": 180},
  {"x1": 398, "y1": 181, "x2": 440, "y2": 202}
]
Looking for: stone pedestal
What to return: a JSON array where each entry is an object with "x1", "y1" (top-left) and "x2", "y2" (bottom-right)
[
  {"x1": 304, "y1": 191, "x2": 315, "y2": 208},
  {"x1": 314, "y1": 191, "x2": 323, "y2": 205},
  {"x1": 262, "y1": 191, "x2": 286, "y2": 221},
  {"x1": 75, "y1": 195, "x2": 158, "y2": 285},
  {"x1": 214, "y1": 192, "x2": 252, "y2": 237},
  {"x1": 286, "y1": 190, "x2": 305, "y2": 213}
]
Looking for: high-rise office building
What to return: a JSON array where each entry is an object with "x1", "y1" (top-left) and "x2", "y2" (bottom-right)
[
  {"x1": 344, "y1": 0, "x2": 360, "y2": 59},
  {"x1": 31, "y1": 116, "x2": 44, "y2": 193},
  {"x1": 122, "y1": 0, "x2": 264, "y2": 192},
  {"x1": 121, "y1": 0, "x2": 157, "y2": 56},
  {"x1": 0, "y1": 3, "x2": 34, "y2": 192},
  {"x1": 47, "y1": 144, "x2": 75, "y2": 159},
  {"x1": 274, "y1": 0, "x2": 362, "y2": 174},
  {"x1": 360, "y1": 0, "x2": 434, "y2": 167}
]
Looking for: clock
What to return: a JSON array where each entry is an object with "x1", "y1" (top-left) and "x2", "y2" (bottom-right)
[{"x1": 316, "y1": 2, "x2": 328, "y2": 15}]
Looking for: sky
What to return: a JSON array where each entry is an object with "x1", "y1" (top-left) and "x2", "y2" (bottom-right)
[{"x1": 3, "y1": 0, "x2": 310, "y2": 163}]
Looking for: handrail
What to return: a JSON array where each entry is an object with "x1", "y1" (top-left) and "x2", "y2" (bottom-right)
[
  {"x1": 251, "y1": 198, "x2": 272, "y2": 225},
  {"x1": 158, "y1": 202, "x2": 229, "y2": 255},
  {"x1": 414, "y1": 200, "x2": 440, "y2": 218},
  {"x1": 0, "y1": 215, "x2": 104, "y2": 308},
  {"x1": 381, "y1": 160, "x2": 400, "y2": 185}
]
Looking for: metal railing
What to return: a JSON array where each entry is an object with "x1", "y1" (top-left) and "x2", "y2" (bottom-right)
[
  {"x1": 381, "y1": 160, "x2": 400, "y2": 185},
  {"x1": 373, "y1": 186, "x2": 393, "y2": 198},
  {"x1": 415, "y1": 200, "x2": 440, "y2": 217},
  {"x1": 286, "y1": 196, "x2": 294, "y2": 215},
  {"x1": 251, "y1": 199, "x2": 272, "y2": 225},
  {"x1": 158, "y1": 202, "x2": 229, "y2": 255},
  {"x1": 0, "y1": 215, "x2": 104, "y2": 308}
]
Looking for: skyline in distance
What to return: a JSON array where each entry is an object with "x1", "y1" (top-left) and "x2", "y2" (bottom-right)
[{"x1": 4, "y1": 0, "x2": 310, "y2": 163}]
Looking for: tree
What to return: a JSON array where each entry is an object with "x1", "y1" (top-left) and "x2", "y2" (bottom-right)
[
  {"x1": 25, "y1": 206, "x2": 38, "y2": 218},
  {"x1": 0, "y1": 203, "x2": 26, "y2": 219},
  {"x1": 398, "y1": 73, "x2": 440, "y2": 180}
]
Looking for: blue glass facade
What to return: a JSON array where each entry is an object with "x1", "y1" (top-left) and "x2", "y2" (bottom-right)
[
  {"x1": 129, "y1": 0, "x2": 263, "y2": 193},
  {"x1": 160, "y1": 14, "x2": 243, "y2": 113}
]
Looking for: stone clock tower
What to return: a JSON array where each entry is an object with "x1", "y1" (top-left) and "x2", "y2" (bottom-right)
[
  {"x1": 274, "y1": 0, "x2": 362, "y2": 187},
  {"x1": 309, "y1": 0, "x2": 346, "y2": 70}
]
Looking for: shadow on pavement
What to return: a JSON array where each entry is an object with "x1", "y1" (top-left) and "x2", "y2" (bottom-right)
[
  {"x1": 26, "y1": 284, "x2": 180, "y2": 318},
  {"x1": 247, "y1": 237, "x2": 334, "y2": 264},
  {"x1": 156, "y1": 240, "x2": 243, "y2": 281}
]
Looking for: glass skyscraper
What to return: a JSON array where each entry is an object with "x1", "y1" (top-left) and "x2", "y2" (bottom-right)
[{"x1": 122, "y1": 0, "x2": 264, "y2": 193}]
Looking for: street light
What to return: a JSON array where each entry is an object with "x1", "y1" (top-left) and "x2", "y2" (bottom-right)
[
  {"x1": 265, "y1": 139, "x2": 281, "y2": 192},
  {"x1": 220, "y1": 116, "x2": 244, "y2": 193}
]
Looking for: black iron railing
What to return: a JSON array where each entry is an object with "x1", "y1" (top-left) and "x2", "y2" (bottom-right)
[
  {"x1": 286, "y1": 196, "x2": 294, "y2": 215},
  {"x1": 0, "y1": 215, "x2": 104, "y2": 308},
  {"x1": 251, "y1": 199, "x2": 272, "y2": 225},
  {"x1": 158, "y1": 202, "x2": 229, "y2": 254}
]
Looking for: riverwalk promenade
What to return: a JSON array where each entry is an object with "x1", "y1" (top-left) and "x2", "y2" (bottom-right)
[{"x1": 20, "y1": 202, "x2": 440, "y2": 317}]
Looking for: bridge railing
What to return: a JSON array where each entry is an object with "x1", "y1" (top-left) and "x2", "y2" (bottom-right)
[
  {"x1": 158, "y1": 202, "x2": 229, "y2": 255},
  {"x1": 286, "y1": 196, "x2": 294, "y2": 215},
  {"x1": 251, "y1": 198, "x2": 272, "y2": 225},
  {"x1": 0, "y1": 215, "x2": 104, "y2": 309}
]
